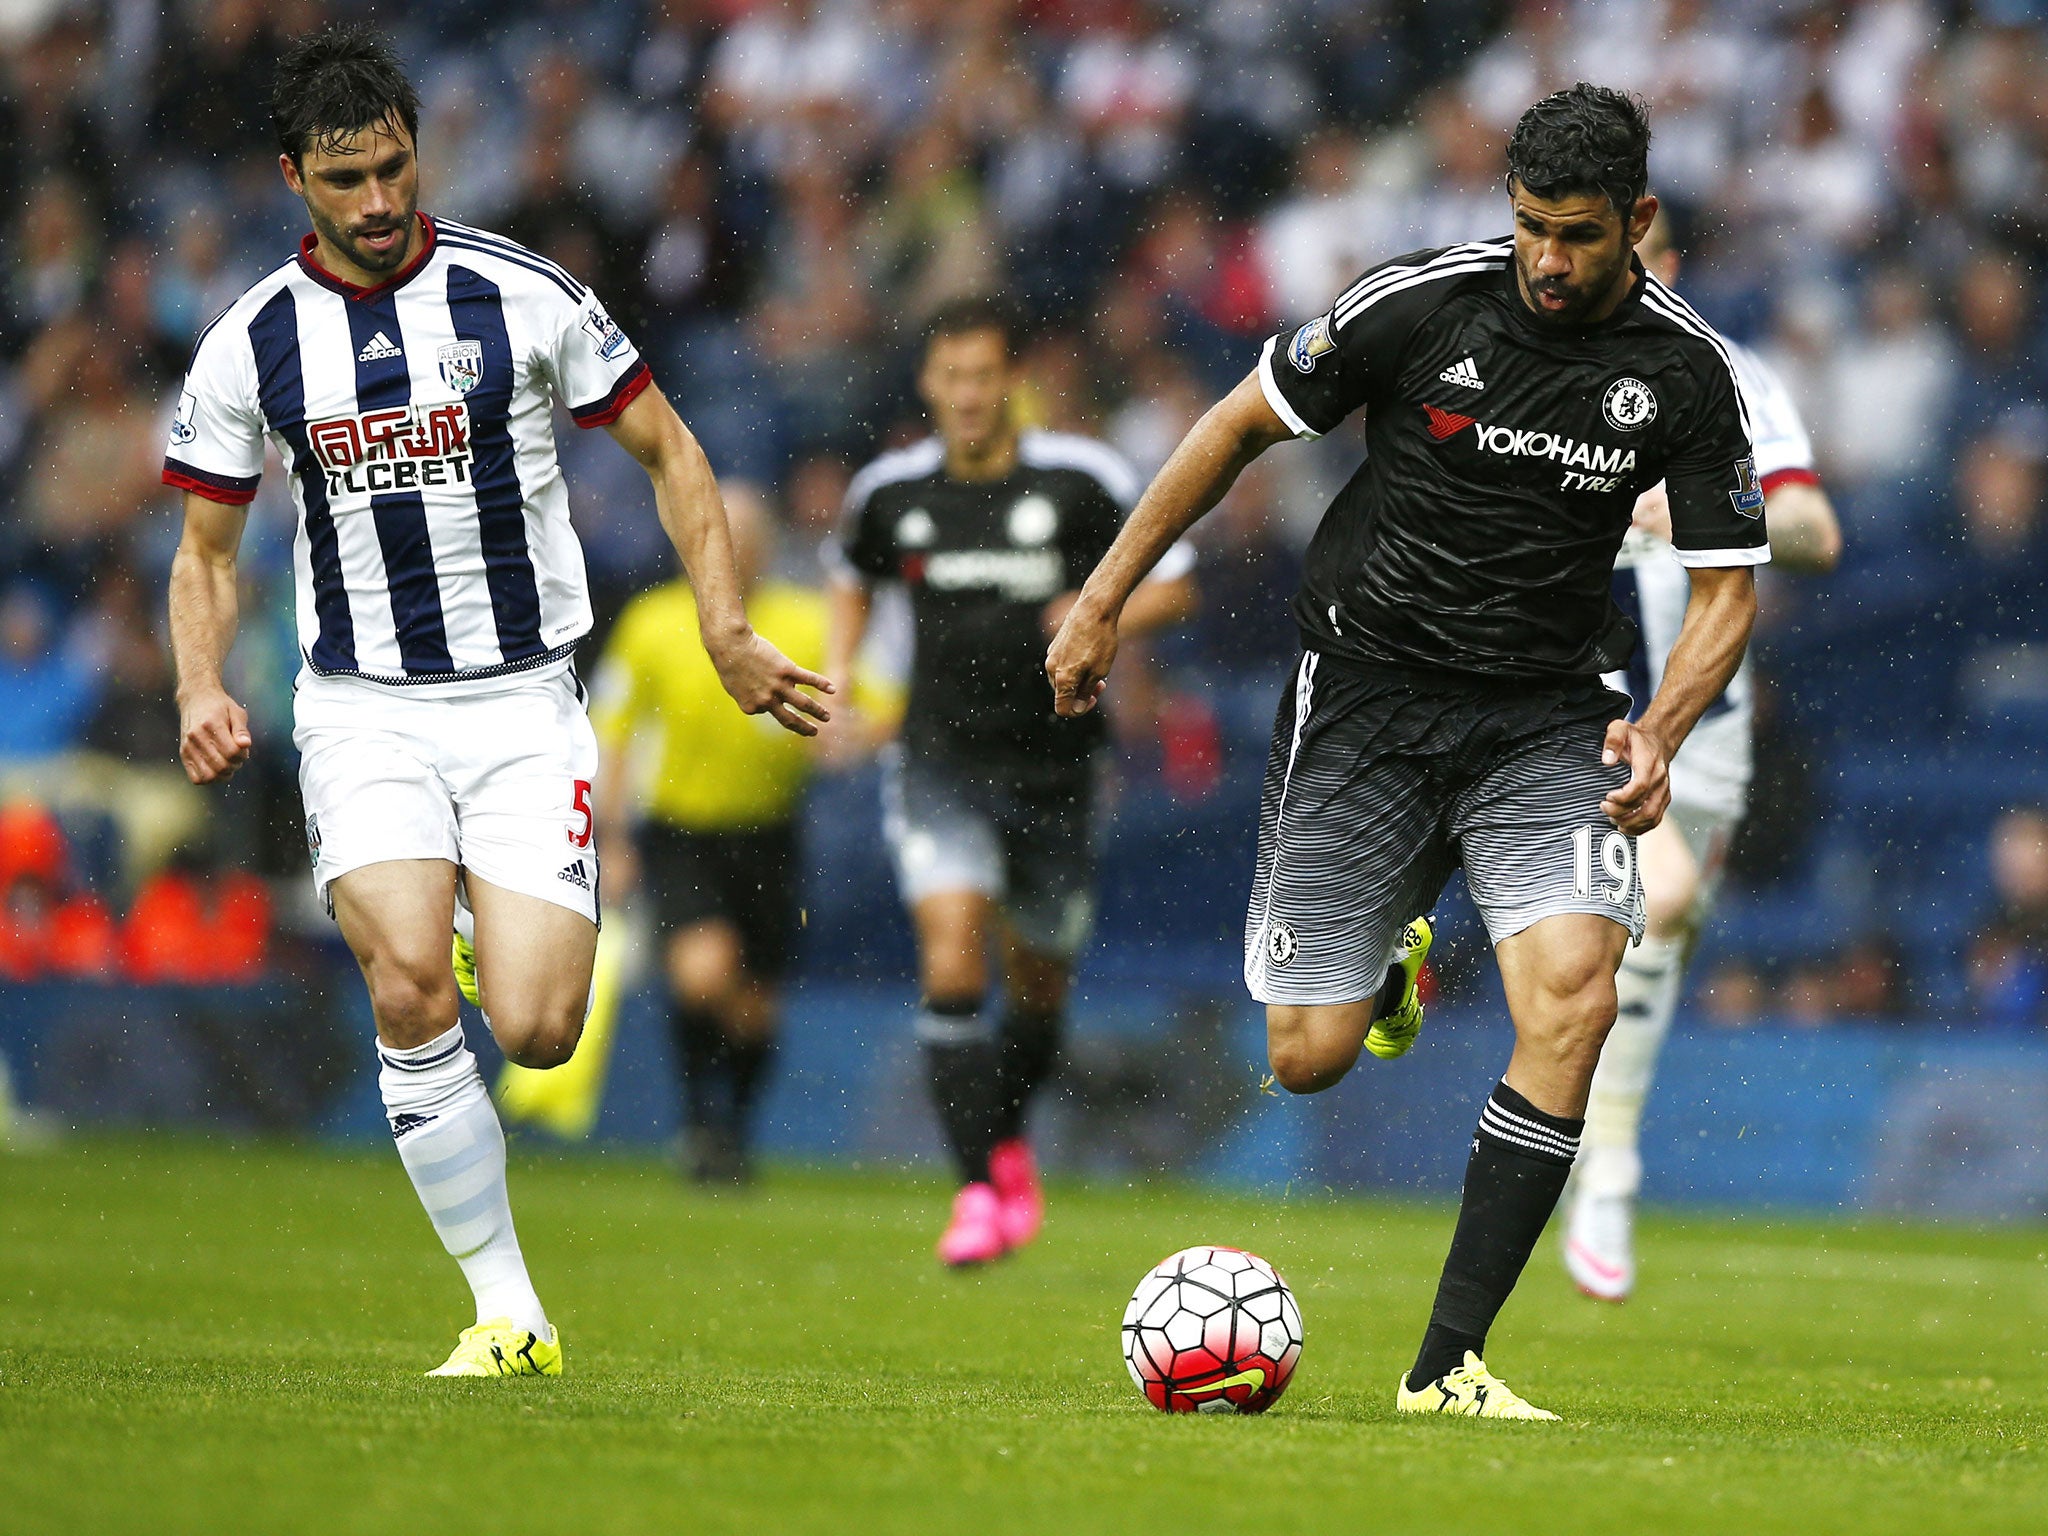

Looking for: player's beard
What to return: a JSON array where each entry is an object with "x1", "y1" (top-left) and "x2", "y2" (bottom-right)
[
  {"x1": 310, "y1": 195, "x2": 420, "y2": 276},
  {"x1": 1517, "y1": 246, "x2": 1629, "y2": 328}
]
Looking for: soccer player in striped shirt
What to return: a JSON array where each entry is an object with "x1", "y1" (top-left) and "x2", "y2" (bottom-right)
[{"x1": 164, "y1": 26, "x2": 831, "y2": 1376}]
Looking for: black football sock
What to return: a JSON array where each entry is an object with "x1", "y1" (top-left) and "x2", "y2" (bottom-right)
[
  {"x1": 1371, "y1": 954, "x2": 1408, "y2": 1021},
  {"x1": 992, "y1": 1005, "x2": 1063, "y2": 1143},
  {"x1": 1407, "y1": 1080, "x2": 1583, "y2": 1391},
  {"x1": 918, "y1": 996, "x2": 1000, "y2": 1185},
  {"x1": 669, "y1": 1005, "x2": 729, "y2": 1133},
  {"x1": 727, "y1": 1033, "x2": 776, "y2": 1139}
]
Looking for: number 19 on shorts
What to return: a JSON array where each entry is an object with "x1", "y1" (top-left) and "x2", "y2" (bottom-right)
[{"x1": 1570, "y1": 825, "x2": 1635, "y2": 906}]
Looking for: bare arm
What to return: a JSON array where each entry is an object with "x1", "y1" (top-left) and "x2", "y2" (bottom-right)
[
  {"x1": 1042, "y1": 570, "x2": 1198, "y2": 642},
  {"x1": 1760, "y1": 479, "x2": 1842, "y2": 574},
  {"x1": 169, "y1": 492, "x2": 253, "y2": 784},
  {"x1": 1047, "y1": 371, "x2": 1291, "y2": 715},
  {"x1": 1601, "y1": 564, "x2": 1757, "y2": 834},
  {"x1": 606, "y1": 384, "x2": 834, "y2": 735},
  {"x1": 1113, "y1": 571, "x2": 1198, "y2": 636},
  {"x1": 1634, "y1": 477, "x2": 1841, "y2": 574}
]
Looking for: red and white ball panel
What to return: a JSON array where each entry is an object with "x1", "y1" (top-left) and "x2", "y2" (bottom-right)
[{"x1": 1120, "y1": 1245, "x2": 1304, "y2": 1414}]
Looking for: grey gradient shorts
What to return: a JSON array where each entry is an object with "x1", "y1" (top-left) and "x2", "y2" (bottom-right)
[{"x1": 1244, "y1": 652, "x2": 1646, "y2": 1006}]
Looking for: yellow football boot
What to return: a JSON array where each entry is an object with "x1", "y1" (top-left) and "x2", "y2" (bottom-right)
[
  {"x1": 451, "y1": 931, "x2": 481, "y2": 1010},
  {"x1": 426, "y1": 1319, "x2": 562, "y2": 1378},
  {"x1": 1396, "y1": 1351, "x2": 1558, "y2": 1420},
  {"x1": 1364, "y1": 918, "x2": 1432, "y2": 1061}
]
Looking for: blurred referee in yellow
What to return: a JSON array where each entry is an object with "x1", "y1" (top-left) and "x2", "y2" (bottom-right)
[{"x1": 592, "y1": 486, "x2": 828, "y2": 1184}]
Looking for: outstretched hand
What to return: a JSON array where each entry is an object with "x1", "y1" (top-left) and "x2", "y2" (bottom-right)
[
  {"x1": 1045, "y1": 599, "x2": 1118, "y2": 717},
  {"x1": 1600, "y1": 716, "x2": 1670, "y2": 835},
  {"x1": 711, "y1": 629, "x2": 836, "y2": 737}
]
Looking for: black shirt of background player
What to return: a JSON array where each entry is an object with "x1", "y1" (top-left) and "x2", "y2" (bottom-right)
[
  {"x1": 839, "y1": 435, "x2": 1126, "y2": 790},
  {"x1": 1260, "y1": 236, "x2": 1767, "y2": 681}
]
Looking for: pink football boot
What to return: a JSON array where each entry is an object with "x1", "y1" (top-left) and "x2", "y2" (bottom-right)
[
  {"x1": 936, "y1": 1182, "x2": 1007, "y2": 1266},
  {"x1": 988, "y1": 1137, "x2": 1045, "y2": 1249}
]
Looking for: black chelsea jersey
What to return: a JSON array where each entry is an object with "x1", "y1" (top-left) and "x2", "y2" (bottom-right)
[
  {"x1": 1260, "y1": 236, "x2": 1769, "y2": 680},
  {"x1": 838, "y1": 430, "x2": 1148, "y2": 786}
]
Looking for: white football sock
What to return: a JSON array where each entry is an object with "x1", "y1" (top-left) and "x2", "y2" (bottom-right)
[
  {"x1": 1580, "y1": 932, "x2": 1685, "y2": 1199},
  {"x1": 379, "y1": 1024, "x2": 548, "y2": 1336}
]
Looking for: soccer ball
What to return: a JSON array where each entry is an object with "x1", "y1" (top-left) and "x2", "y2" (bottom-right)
[{"x1": 1120, "y1": 1245, "x2": 1303, "y2": 1414}]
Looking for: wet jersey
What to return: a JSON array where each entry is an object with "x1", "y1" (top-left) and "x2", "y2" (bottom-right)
[
  {"x1": 1607, "y1": 340, "x2": 1819, "y2": 818},
  {"x1": 163, "y1": 214, "x2": 652, "y2": 691},
  {"x1": 836, "y1": 430, "x2": 1191, "y2": 788},
  {"x1": 1258, "y1": 236, "x2": 1769, "y2": 680}
]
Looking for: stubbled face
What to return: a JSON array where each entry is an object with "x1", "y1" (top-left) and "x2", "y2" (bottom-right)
[
  {"x1": 918, "y1": 328, "x2": 1015, "y2": 457},
  {"x1": 1509, "y1": 180, "x2": 1656, "y2": 327},
  {"x1": 281, "y1": 114, "x2": 421, "y2": 280}
]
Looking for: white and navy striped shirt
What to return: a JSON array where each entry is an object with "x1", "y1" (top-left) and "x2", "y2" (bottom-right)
[{"x1": 164, "y1": 214, "x2": 652, "y2": 689}]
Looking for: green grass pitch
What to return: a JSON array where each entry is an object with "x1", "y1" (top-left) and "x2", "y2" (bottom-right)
[{"x1": 5, "y1": 1140, "x2": 2046, "y2": 1535}]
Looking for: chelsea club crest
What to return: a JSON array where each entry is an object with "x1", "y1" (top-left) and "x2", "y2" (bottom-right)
[
  {"x1": 1602, "y1": 376, "x2": 1656, "y2": 431},
  {"x1": 437, "y1": 340, "x2": 484, "y2": 395}
]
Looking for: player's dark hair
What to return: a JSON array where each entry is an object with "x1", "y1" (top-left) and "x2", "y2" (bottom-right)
[
  {"x1": 924, "y1": 295, "x2": 1024, "y2": 360},
  {"x1": 1505, "y1": 84, "x2": 1652, "y2": 220},
  {"x1": 273, "y1": 23, "x2": 420, "y2": 166}
]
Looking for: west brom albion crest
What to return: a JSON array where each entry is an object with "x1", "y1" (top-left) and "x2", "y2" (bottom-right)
[
  {"x1": 438, "y1": 341, "x2": 484, "y2": 395},
  {"x1": 1602, "y1": 376, "x2": 1657, "y2": 431}
]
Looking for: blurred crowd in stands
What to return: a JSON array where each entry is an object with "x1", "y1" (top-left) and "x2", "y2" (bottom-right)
[{"x1": 2, "y1": 0, "x2": 2046, "y2": 1027}]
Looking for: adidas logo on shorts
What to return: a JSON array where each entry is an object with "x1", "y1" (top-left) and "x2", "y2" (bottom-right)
[
  {"x1": 357, "y1": 330, "x2": 403, "y2": 362},
  {"x1": 557, "y1": 859, "x2": 591, "y2": 891},
  {"x1": 1438, "y1": 356, "x2": 1484, "y2": 390}
]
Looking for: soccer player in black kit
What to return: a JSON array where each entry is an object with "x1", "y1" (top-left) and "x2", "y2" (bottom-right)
[
  {"x1": 1049, "y1": 86, "x2": 1766, "y2": 1417},
  {"x1": 830, "y1": 298, "x2": 1196, "y2": 1266}
]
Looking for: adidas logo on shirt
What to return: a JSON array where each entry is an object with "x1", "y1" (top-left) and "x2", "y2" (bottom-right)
[
  {"x1": 557, "y1": 859, "x2": 591, "y2": 891},
  {"x1": 357, "y1": 330, "x2": 403, "y2": 362},
  {"x1": 1438, "y1": 356, "x2": 1484, "y2": 390}
]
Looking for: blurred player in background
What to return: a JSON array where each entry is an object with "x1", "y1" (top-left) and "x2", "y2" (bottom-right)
[
  {"x1": 593, "y1": 485, "x2": 828, "y2": 1186},
  {"x1": 829, "y1": 297, "x2": 1196, "y2": 1267},
  {"x1": 164, "y1": 26, "x2": 829, "y2": 1376},
  {"x1": 1051, "y1": 87, "x2": 1766, "y2": 1418},
  {"x1": 1562, "y1": 210, "x2": 1842, "y2": 1301}
]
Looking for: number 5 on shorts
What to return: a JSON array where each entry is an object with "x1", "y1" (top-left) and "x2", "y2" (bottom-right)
[
  {"x1": 570, "y1": 779, "x2": 593, "y2": 848},
  {"x1": 1570, "y1": 825, "x2": 1633, "y2": 904}
]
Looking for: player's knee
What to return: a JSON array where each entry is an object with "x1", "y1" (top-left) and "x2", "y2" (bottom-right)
[
  {"x1": 367, "y1": 962, "x2": 458, "y2": 1043},
  {"x1": 1269, "y1": 1048, "x2": 1335, "y2": 1095},
  {"x1": 1266, "y1": 1018, "x2": 1354, "y2": 1095},
  {"x1": 669, "y1": 926, "x2": 744, "y2": 1009},
  {"x1": 499, "y1": 1005, "x2": 584, "y2": 1070}
]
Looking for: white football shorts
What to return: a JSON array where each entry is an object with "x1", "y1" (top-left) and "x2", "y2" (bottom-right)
[{"x1": 294, "y1": 667, "x2": 600, "y2": 923}]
